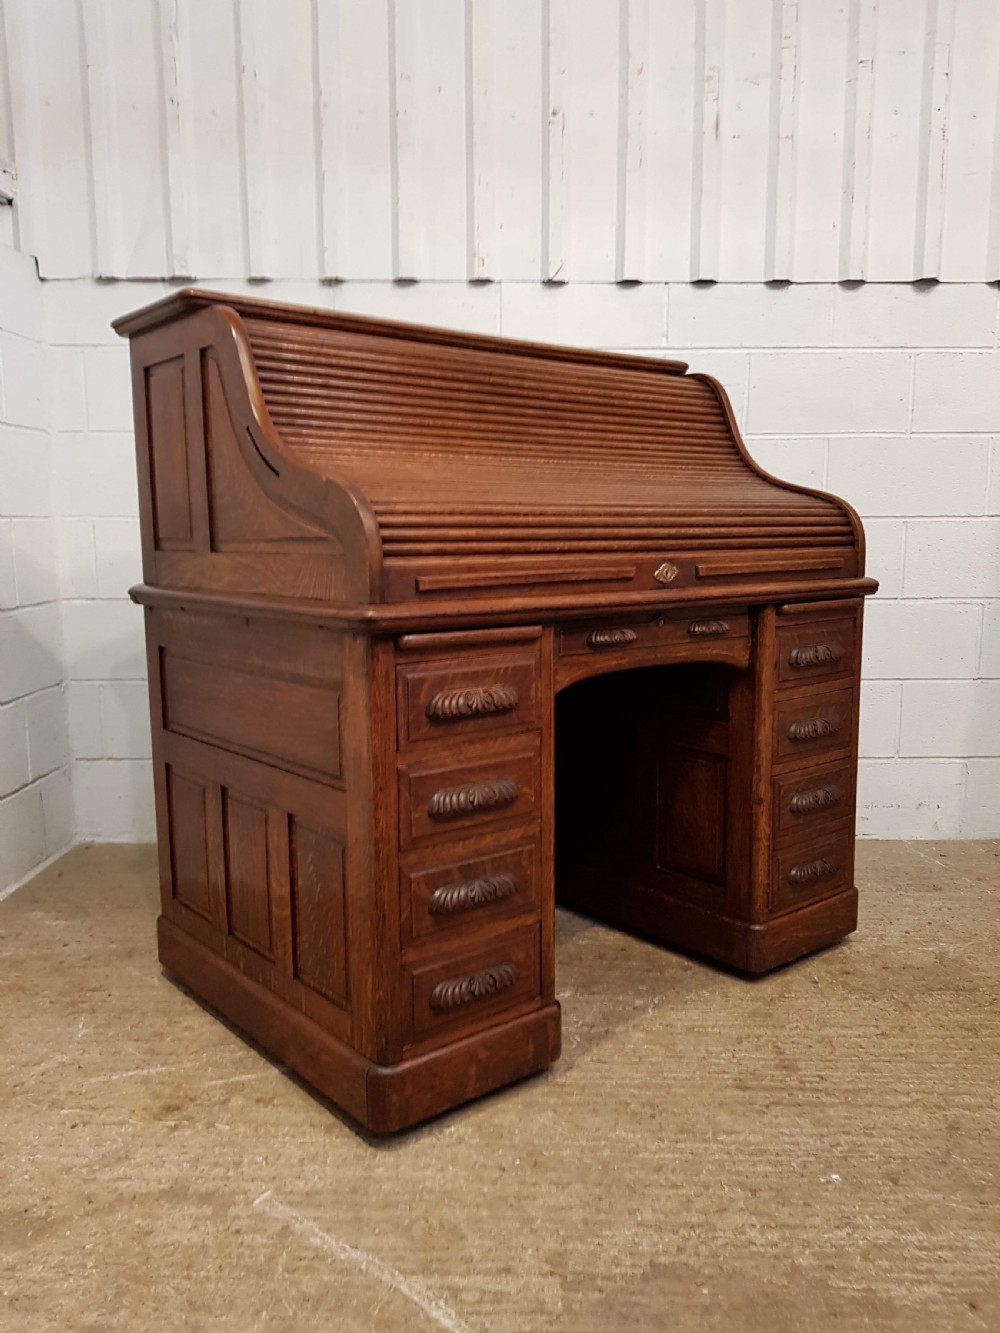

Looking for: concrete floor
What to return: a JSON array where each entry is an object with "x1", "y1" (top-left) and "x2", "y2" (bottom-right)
[{"x1": 1, "y1": 842, "x2": 997, "y2": 1332}]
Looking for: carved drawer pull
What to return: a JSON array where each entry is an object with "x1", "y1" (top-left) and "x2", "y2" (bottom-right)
[
  {"x1": 426, "y1": 684, "x2": 518, "y2": 722},
  {"x1": 788, "y1": 717, "x2": 841, "y2": 743},
  {"x1": 427, "y1": 778, "x2": 520, "y2": 820},
  {"x1": 688, "y1": 619, "x2": 730, "y2": 638},
  {"x1": 430, "y1": 963, "x2": 519, "y2": 1012},
  {"x1": 789, "y1": 643, "x2": 843, "y2": 669},
  {"x1": 789, "y1": 786, "x2": 842, "y2": 816},
  {"x1": 428, "y1": 873, "x2": 518, "y2": 916},
  {"x1": 787, "y1": 857, "x2": 838, "y2": 887},
  {"x1": 587, "y1": 627, "x2": 637, "y2": 650}
]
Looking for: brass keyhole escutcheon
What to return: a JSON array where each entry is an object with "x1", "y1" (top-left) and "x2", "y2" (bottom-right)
[{"x1": 653, "y1": 561, "x2": 680, "y2": 585}]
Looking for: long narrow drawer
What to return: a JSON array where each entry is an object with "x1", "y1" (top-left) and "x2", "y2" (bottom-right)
[
  {"x1": 776, "y1": 611, "x2": 858, "y2": 687},
  {"x1": 773, "y1": 685, "x2": 855, "y2": 768},
  {"x1": 773, "y1": 757, "x2": 855, "y2": 839},
  {"x1": 772, "y1": 827, "x2": 854, "y2": 914},
  {"x1": 404, "y1": 923, "x2": 542, "y2": 1045},
  {"x1": 401, "y1": 837, "x2": 539, "y2": 948},
  {"x1": 558, "y1": 609, "x2": 749, "y2": 658},
  {"x1": 398, "y1": 743, "x2": 540, "y2": 849},
  {"x1": 396, "y1": 643, "x2": 541, "y2": 749}
]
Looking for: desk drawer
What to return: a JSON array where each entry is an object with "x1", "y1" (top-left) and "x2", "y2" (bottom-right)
[
  {"x1": 405, "y1": 923, "x2": 542, "y2": 1045},
  {"x1": 398, "y1": 743, "x2": 540, "y2": 848},
  {"x1": 396, "y1": 644, "x2": 540, "y2": 748},
  {"x1": 774, "y1": 686, "x2": 855, "y2": 768},
  {"x1": 773, "y1": 758, "x2": 854, "y2": 839},
  {"x1": 401, "y1": 838, "x2": 539, "y2": 946},
  {"x1": 558, "y1": 609, "x2": 749, "y2": 658},
  {"x1": 777, "y1": 612, "x2": 858, "y2": 687},
  {"x1": 772, "y1": 827, "x2": 853, "y2": 913}
]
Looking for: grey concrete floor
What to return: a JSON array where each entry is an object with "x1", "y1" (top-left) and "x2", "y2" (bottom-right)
[{"x1": 1, "y1": 841, "x2": 998, "y2": 1332}]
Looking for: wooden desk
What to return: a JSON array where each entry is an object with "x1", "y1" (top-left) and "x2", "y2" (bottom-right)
[{"x1": 115, "y1": 291, "x2": 876, "y2": 1134}]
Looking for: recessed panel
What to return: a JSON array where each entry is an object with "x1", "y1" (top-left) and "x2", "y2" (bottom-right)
[
  {"x1": 166, "y1": 766, "x2": 212, "y2": 919},
  {"x1": 290, "y1": 820, "x2": 348, "y2": 1008},
  {"x1": 223, "y1": 792, "x2": 273, "y2": 958},
  {"x1": 145, "y1": 356, "x2": 193, "y2": 549}
]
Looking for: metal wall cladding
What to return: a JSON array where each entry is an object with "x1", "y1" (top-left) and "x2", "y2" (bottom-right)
[{"x1": 3, "y1": 0, "x2": 999, "y2": 283}]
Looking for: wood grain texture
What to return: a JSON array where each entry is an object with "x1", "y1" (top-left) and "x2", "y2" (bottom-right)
[{"x1": 117, "y1": 289, "x2": 873, "y2": 1133}]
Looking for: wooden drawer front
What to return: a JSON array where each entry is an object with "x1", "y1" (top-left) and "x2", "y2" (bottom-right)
[
  {"x1": 399, "y1": 744, "x2": 540, "y2": 848},
  {"x1": 402, "y1": 839, "x2": 539, "y2": 947},
  {"x1": 558, "y1": 609, "x2": 749, "y2": 658},
  {"x1": 406, "y1": 923, "x2": 542, "y2": 1044},
  {"x1": 397, "y1": 646, "x2": 540, "y2": 748},
  {"x1": 774, "y1": 759, "x2": 855, "y2": 839},
  {"x1": 772, "y1": 827, "x2": 853, "y2": 914},
  {"x1": 777, "y1": 613, "x2": 858, "y2": 687},
  {"x1": 774, "y1": 686, "x2": 855, "y2": 767}
]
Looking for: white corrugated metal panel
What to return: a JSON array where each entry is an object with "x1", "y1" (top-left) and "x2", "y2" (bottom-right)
[{"x1": 4, "y1": 0, "x2": 1000, "y2": 282}]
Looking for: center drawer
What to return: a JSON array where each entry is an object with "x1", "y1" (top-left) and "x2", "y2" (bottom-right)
[
  {"x1": 398, "y1": 742, "x2": 541, "y2": 849},
  {"x1": 558, "y1": 609, "x2": 749, "y2": 658}
]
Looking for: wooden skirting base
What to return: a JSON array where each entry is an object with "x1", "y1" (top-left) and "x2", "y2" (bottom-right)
[
  {"x1": 557, "y1": 887, "x2": 859, "y2": 975},
  {"x1": 158, "y1": 918, "x2": 561, "y2": 1134}
]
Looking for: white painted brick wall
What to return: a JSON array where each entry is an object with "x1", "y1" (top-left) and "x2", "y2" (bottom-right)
[
  {"x1": 4, "y1": 272, "x2": 999, "y2": 851},
  {"x1": 0, "y1": 243, "x2": 72, "y2": 893}
]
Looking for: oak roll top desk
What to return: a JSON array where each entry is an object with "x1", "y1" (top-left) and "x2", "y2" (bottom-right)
[{"x1": 115, "y1": 290, "x2": 876, "y2": 1135}]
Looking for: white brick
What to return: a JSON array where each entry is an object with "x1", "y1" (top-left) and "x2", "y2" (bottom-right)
[
  {"x1": 57, "y1": 520, "x2": 98, "y2": 599},
  {"x1": 832, "y1": 284, "x2": 998, "y2": 348},
  {"x1": 981, "y1": 603, "x2": 1000, "y2": 678},
  {"x1": 42, "y1": 279, "x2": 169, "y2": 346},
  {"x1": 501, "y1": 283, "x2": 667, "y2": 349},
  {"x1": 60, "y1": 600, "x2": 145, "y2": 681},
  {"x1": 669, "y1": 283, "x2": 833, "y2": 347},
  {"x1": 862, "y1": 601, "x2": 980, "y2": 679},
  {"x1": 679, "y1": 352, "x2": 749, "y2": 423},
  {"x1": 0, "y1": 427, "x2": 51, "y2": 517},
  {"x1": 24, "y1": 687, "x2": 69, "y2": 780},
  {"x1": 961, "y1": 760, "x2": 1000, "y2": 837},
  {"x1": 66, "y1": 682, "x2": 103, "y2": 759},
  {"x1": 12, "y1": 518, "x2": 59, "y2": 606},
  {"x1": 48, "y1": 347, "x2": 88, "y2": 432},
  {"x1": 83, "y1": 347, "x2": 135, "y2": 432},
  {"x1": 858, "y1": 681, "x2": 900, "y2": 758},
  {"x1": 54, "y1": 435, "x2": 138, "y2": 518},
  {"x1": 746, "y1": 353, "x2": 910, "y2": 434},
  {"x1": 0, "y1": 604, "x2": 63, "y2": 703},
  {"x1": 912, "y1": 353, "x2": 1000, "y2": 433},
  {"x1": 0, "y1": 520, "x2": 14, "y2": 609},
  {"x1": 73, "y1": 759, "x2": 155, "y2": 840},
  {"x1": 826, "y1": 438, "x2": 989, "y2": 517},
  {"x1": 900, "y1": 680, "x2": 1000, "y2": 757},
  {"x1": 0, "y1": 784, "x2": 45, "y2": 888},
  {"x1": 0, "y1": 333, "x2": 48, "y2": 430},
  {"x1": 861, "y1": 519, "x2": 903, "y2": 598},
  {"x1": 100, "y1": 682, "x2": 151, "y2": 760},
  {"x1": 743, "y1": 438, "x2": 827, "y2": 488},
  {"x1": 856, "y1": 760, "x2": 966, "y2": 838},
  {"x1": 39, "y1": 767, "x2": 74, "y2": 856},
  {"x1": 0, "y1": 242, "x2": 42, "y2": 340},
  {"x1": 989, "y1": 441, "x2": 1000, "y2": 515},
  {"x1": 94, "y1": 519, "x2": 142, "y2": 598},
  {"x1": 332, "y1": 280, "x2": 501, "y2": 336},
  {"x1": 0, "y1": 701, "x2": 30, "y2": 797},
  {"x1": 902, "y1": 520, "x2": 1000, "y2": 598}
]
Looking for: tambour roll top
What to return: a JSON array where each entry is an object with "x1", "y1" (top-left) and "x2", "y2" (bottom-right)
[{"x1": 114, "y1": 289, "x2": 864, "y2": 615}]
